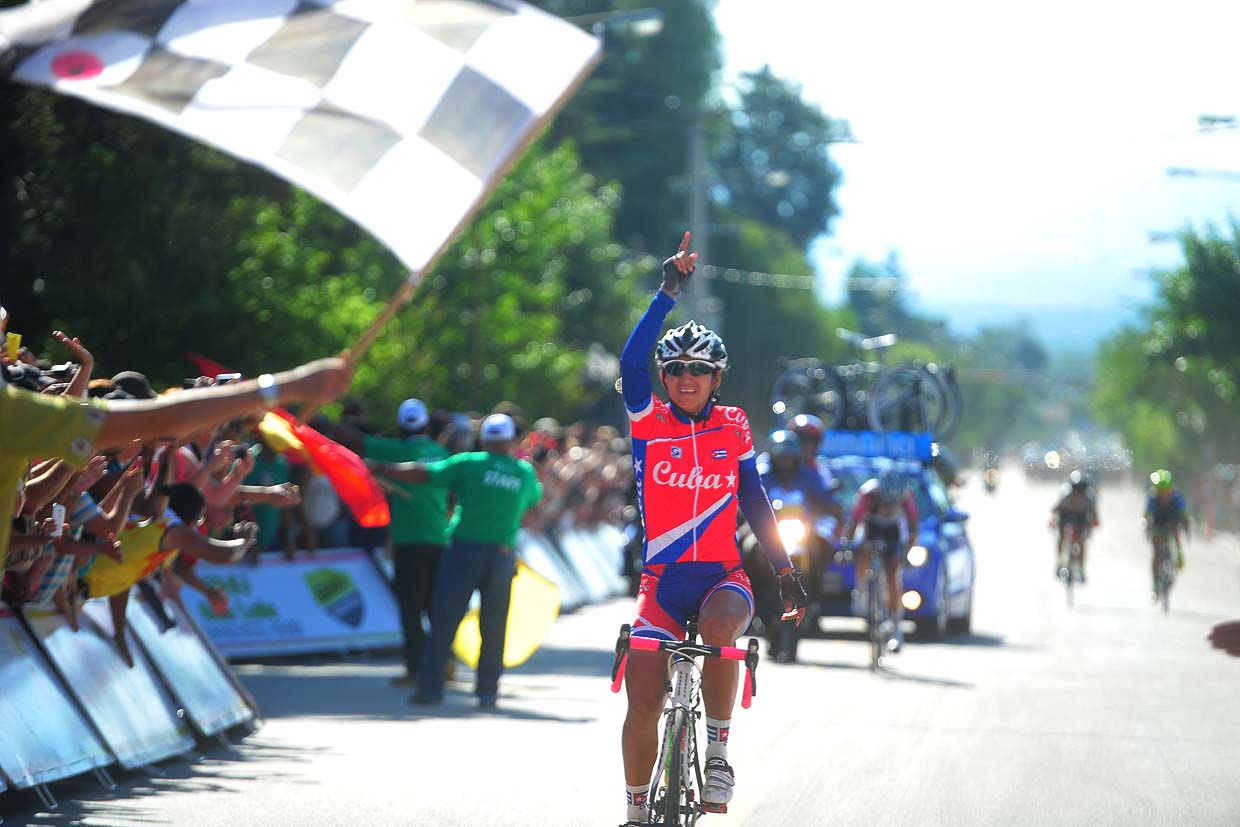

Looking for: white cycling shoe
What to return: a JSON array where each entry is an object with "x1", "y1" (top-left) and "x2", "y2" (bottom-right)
[{"x1": 702, "y1": 755, "x2": 735, "y2": 811}]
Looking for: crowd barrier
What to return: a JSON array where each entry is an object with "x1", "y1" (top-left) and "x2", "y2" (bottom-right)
[
  {"x1": 0, "y1": 526, "x2": 622, "y2": 807},
  {"x1": 0, "y1": 592, "x2": 257, "y2": 809}
]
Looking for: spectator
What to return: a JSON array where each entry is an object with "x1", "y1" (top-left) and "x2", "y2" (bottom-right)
[
  {"x1": 368, "y1": 413, "x2": 542, "y2": 708},
  {"x1": 322, "y1": 397, "x2": 456, "y2": 684}
]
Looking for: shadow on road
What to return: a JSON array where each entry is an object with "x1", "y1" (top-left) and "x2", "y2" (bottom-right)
[
  {"x1": 242, "y1": 670, "x2": 594, "y2": 723},
  {"x1": 875, "y1": 664, "x2": 975, "y2": 689},
  {"x1": 511, "y1": 645, "x2": 611, "y2": 678},
  {"x1": 0, "y1": 734, "x2": 323, "y2": 826}
]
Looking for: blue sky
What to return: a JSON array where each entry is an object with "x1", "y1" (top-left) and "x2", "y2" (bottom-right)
[{"x1": 715, "y1": 0, "x2": 1240, "y2": 346}]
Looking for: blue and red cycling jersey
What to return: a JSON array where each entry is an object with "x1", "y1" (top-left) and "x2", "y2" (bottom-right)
[{"x1": 620, "y1": 292, "x2": 790, "y2": 639}]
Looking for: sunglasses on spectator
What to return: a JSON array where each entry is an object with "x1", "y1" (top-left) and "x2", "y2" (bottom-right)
[{"x1": 661, "y1": 360, "x2": 718, "y2": 377}]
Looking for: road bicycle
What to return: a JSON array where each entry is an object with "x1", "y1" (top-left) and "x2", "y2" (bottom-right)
[
  {"x1": 835, "y1": 539, "x2": 895, "y2": 669},
  {"x1": 1151, "y1": 527, "x2": 1180, "y2": 614},
  {"x1": 610, "y1": 621, "x2": 760, "y2": 826},
  {"x1": 1058, "y1": 523, "x2": 1086, "y2": 607}
]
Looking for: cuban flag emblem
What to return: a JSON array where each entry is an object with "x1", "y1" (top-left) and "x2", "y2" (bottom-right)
[
  {"x1": 671, "y1": 447, "x2": 682, "y2": 458},
  {"x1": 712, "y1": 449, "x2": 728, "y2": 460}
]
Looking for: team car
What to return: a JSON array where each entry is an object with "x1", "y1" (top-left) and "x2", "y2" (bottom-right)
[{"x1": 817, "y1": 431, "x2": 976, "y2": 638}]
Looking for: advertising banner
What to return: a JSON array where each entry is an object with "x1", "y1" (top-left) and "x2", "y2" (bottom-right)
[
  {"x1": 183, "y1": 550, "x2": 402, "y2": 658},
  {"x1": 127, "y1": 594, "x2": 255, "y2": 737},
  {"x1": 0, "y1": 610, "x2": 113, "y2": 788},
  {"x1": 26, "y1": 603, "x2": 194, "y2": 770}
]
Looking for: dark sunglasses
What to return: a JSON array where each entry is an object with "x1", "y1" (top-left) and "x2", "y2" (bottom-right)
[{"x1": 662, "y1": 360, "x2": 718, "y2": 377}]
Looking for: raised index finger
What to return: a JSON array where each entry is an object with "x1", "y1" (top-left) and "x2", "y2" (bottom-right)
[{"x1": 678, "y1": 230, "x2": 691, "y2": 253}]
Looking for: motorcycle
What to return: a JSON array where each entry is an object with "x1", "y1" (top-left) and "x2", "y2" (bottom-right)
[{"x1": 743, "y1": 485, "x2": 835, "y2": 663}]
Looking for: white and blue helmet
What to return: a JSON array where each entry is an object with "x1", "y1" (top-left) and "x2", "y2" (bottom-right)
[{"x1": 656, "y1": 320, "x2": 728, "y2": 369}]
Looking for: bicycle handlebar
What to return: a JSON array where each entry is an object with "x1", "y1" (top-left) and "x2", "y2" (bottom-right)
[{"x1": 609, "y1": 625, "x2": 761, "y2": 708}]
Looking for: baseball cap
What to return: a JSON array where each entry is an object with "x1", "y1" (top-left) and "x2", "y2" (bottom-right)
[
  {"x1": 397, "y1": 397, "x2": 430, "y2": 432},
  {"x1": 111, "y1": 370, "x2": 157, "y2": 400},
  {"x1": 480, "y1": 413, "x2": 516, "y2": 443}
]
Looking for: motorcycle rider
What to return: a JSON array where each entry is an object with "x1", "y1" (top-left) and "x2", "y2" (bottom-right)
[
  {"x1": 841, "y1": 467, "x2": 919, "y2": 652},
  {"x1": 786, "y1": 413, "x2": 841, "y2": 495},
  {"x1": 754, "y1": 429, "x2": 839, "y2": 659},
  {"x1": 1050, "y1": 470, "x2": 1099, "y2": 582}
]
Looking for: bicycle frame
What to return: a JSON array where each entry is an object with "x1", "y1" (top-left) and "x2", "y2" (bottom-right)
[{"x1": 610, "y1": 624, "x2": 760, "y2": 825}]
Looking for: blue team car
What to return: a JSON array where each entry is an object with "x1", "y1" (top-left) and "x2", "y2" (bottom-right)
[{"x1": 817, "y1": 431, "x2": 976, "y2": 639}]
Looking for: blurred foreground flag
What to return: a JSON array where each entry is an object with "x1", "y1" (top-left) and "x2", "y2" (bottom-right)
[{"x1": 0, "y1": 0, "x2": 600, "y2": 272}]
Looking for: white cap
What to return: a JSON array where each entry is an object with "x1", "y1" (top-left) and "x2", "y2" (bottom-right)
[
  {"x1": 397, "y1": 398, "x2": 429, "y2": 432},
  {"x1": 480, "y1": 413, "x2": 516, "y2": 443}
]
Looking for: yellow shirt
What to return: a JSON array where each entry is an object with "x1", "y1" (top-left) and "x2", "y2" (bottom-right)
[
  {"x1": 83, "y1": 517, "x2": 178, "y2": 599},
  {"x1": 1, "y1": 384, "x2": 106, "y2": 566}
]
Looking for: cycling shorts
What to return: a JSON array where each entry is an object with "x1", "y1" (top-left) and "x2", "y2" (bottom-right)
[
  {"x1": 632, "y1": 562, "x2": 754, "y2": 641},
  {"x1": 862, "y1": 521, "x2": 903, "y2": 563}
]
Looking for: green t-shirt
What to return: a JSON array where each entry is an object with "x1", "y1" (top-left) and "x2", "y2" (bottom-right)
[
  {"x1": 424, "y1": 451, "x2": 542, "y2": 546},
  {"x1": 243, "y1": 451, "x2": 291, "y2": 549},
  {"x1": 365, "y1": 434, "x2": 453, "y2": 547}
]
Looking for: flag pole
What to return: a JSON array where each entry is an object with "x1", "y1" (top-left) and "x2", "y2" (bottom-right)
[{"x1": 340, "y1": 270, "x2": 425, "y2": 365}]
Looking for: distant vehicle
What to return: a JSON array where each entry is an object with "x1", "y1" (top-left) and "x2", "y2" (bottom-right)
[{"x1": 815, "y1": 431, "x2": 976, "y2": 639}]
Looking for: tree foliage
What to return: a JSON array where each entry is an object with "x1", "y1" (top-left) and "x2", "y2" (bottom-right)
[{"x1": 1094, "y1": 221, "x2": 1240, "y2": 478}]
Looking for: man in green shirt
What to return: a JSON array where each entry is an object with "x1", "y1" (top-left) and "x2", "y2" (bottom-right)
[
  {"x1": 368, "y1": 413, "x2": 542, "y2": 707},
  {"x1": 363, "y1": 398, "x2": 453, "y2": 684}
]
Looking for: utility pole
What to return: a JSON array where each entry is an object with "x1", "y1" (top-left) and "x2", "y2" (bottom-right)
[{"x1": 684, "y1": 113, "x2": 722, "y2": 334}]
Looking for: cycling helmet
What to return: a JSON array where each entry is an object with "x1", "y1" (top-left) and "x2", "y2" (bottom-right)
[
  {"x1": 1151, "y1": 469, "x2": 1173, "y2": 490},
  {"x1": 656, "y1": 320, "x2": 728, "y2": 370},
  {"x1": 768, "y1": 429, "x2": 801, "y2": 459},
  {"x1": 877, "y1": 468, "x2": 909, "y2": 503},
  {"x1": 788, "y1": 413, "x2": 825, "y2": 441},
  {"x1": 1068, "y1": 469, "x2": 1087, "y2": 491}
]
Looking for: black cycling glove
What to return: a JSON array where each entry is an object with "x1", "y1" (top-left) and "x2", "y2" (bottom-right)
[
  {"x1": 661, "y1": 255, "x2": 694, "y2": 296},
  {"x1": 779, "y1": 568, "x2": 808, "y2": 613}
]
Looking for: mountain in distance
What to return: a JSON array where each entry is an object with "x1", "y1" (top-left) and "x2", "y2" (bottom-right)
[{"x1": 914, "y1": 298, "x2": 1140, "y2": 355}]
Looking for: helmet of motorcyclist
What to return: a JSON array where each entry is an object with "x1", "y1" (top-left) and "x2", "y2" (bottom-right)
[
  {"x1": 876, "y1": 467, "x2": 910, "y2": 503},
  {"x1": 1068, "y1": 469, "x2": 1088, "y2": 491},
  {"x1": 788, "y1": 413, "x2": 825, "y2": 442},
  {"x1": 655, "y1": 320, "x2": 728, "y2": 370},
  {"x1": 768, "y1": 429, "x2": 801, "y2": 460},
  {"x1": 1151, "y1": 469, "x2": 1173, "y2": 491}
]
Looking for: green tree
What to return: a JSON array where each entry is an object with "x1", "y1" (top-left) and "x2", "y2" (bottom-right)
[
  {"x1": 712, "y1": 65, "x2": 849, "y2": 248},
  {"x1": 1093, "y1": 221, "x2": 1240, "y2": 478}
]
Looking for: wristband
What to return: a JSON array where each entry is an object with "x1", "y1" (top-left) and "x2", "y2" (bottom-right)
[{"x1": 257, "y1": 373, "x2": 278, "y2": 408}]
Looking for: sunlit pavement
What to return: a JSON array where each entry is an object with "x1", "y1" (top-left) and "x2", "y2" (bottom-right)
[{"x1": 9, "y1": 471, "x2": 1240, "y2": 826}]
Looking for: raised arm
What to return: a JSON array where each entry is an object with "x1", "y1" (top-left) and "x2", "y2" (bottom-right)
[
  {"x1": 96, "y1": 359, "x2": 353, "y2": 449},
  {"x1": 619, "y1": 232, "x2": 698, "y2": 414}
]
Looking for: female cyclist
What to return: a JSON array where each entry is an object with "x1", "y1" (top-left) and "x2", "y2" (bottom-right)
[{"x1": 618, "y1": 232, "x2": 807, "y2": 825}]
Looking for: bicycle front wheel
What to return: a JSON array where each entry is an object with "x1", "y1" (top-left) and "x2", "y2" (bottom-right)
[{"x1": 660, "y1": 707, "x2": 691, "y2": 825}]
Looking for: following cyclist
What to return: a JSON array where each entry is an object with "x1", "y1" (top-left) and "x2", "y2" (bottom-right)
[
  {"x1": 1050, "y1": 470, "x2": 1099, "y2": 582},
  {"x1": 1145, "y1": 469, "x2": 1188, "y2": 600},
  {"x1": 840, "y1": 467, "x2": 918, "y2": 653},
  {"x1": 618, "y1": 232, "x2": 807, "y2": 825}
]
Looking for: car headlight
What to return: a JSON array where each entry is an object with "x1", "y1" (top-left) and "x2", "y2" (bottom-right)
[
  {"x1": 777, "y1": 518, "x2": 806, "y2": 546},
  {"x1": 906, "y1": 545, "x2": 929, "y2": 567}
]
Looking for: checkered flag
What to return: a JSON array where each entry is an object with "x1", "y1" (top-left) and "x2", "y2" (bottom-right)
[{"x1": 0, "y1": 0, "x2": 600, "y2": 273}]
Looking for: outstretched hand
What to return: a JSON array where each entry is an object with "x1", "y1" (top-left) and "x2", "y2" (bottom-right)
[
  {"x1": 52, "y1": 330, "x2": 93, "y2": 367},
  {"x1": 660, "y1": 230, "x2": 699, "y2": 297}
]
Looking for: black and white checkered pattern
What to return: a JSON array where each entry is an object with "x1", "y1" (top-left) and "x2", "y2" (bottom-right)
[{"x1": 0, "y1": 0, "x2": 600, "y2": 272}]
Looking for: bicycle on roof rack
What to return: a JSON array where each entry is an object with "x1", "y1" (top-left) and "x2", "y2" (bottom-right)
[{"x1": 768, "y1": 328, "x2": 961, "y2": 439}]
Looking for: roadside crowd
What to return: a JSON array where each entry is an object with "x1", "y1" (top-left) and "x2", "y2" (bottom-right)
[{"x1": 1, "y1": 303, "x2": 633, "y2": 705}]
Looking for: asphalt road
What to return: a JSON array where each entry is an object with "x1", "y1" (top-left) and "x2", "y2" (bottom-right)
[{"x1": 8, "y1": 471, "x2": 1240, "y2": 826}]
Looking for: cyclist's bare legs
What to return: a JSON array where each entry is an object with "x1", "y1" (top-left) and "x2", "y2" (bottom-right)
[
  {"x1": 853, "y1": 547, "x2": 871, "y2": 606},
  {"x1": 698, "y1": 589, "x2": 750, "y2": 721},
  {"x1": 620, "y1": 591, "x2": 749, "y2": 788},
  {"x1": 1151, "y1": 536, "x2": 1166, "y2": 590},
  {"x1": 884, "y1": 559, "x2": 902, "y2": 618},
  {"x1": 622, "y1": 650, "x2": 669, "y2": 785}
]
